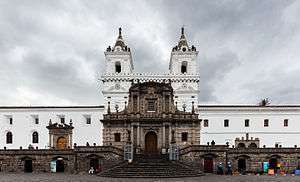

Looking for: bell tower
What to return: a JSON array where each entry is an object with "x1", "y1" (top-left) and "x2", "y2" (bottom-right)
[
  {"x1": 102, "y1": 27, "x2": 134, "y2": 111},
  {"x1": 169, "y1": 27, "x2": 198, "y2": 75},
  {"x1": 104, "y1": 27, "x2": 134, "y2": 74},
  {"x1": 169, "y1": 27, "x2": 200, "y2": 111}
]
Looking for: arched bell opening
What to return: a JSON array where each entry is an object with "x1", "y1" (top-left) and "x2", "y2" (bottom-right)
[
  {"x1": 115, "y1": 61, "x2": 121, "y2": 73},
  {"x1": 181, "y1": 61, "x2": 188, "y2": 74}
]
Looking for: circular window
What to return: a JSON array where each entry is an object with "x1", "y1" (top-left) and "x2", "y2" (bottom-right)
[
  {"x1": 182, "y1": 47, "x2": 186, "y2": 52},
  {"x1": 115, "y1": 84, "x2": 120, "y2": 90}
]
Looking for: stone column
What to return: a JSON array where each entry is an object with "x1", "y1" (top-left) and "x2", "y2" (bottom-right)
[
  {"x1": 49, "y1": 133, "x2": 52, "y2": 148},
  {"x1": 169, "y1": 125, "x2": 172, "y2": 146},
  {"x1": 51, "y1": 134, "x2": 54, "y2": 148},
  {"x1": 137, "y1": 124, "x2": 140, "y2": 146},
  {"x1": 162, "y1": 94, "x2": 165, "y2": 112},
  {"x1": 162, "y1": 123, "x2": 166, "y2": 148},
  {"x1": 131, "y1": 124, "x2": 134, "y2": 143},
  {"x1": 68, "y1": 135, "x2": 70, "y2": 148},
  {"x1": 70, "y1": 132, "x2": 73, "y2": 148},
  {"x1": 137, "y1": 95, "x2": 140, "y2": 113}
]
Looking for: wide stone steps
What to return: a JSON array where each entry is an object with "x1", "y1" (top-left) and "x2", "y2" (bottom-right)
[{"x1": 99, "y1": 155, "x2": 203, "y2": 178}]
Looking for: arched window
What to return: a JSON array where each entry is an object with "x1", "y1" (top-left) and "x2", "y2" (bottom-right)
[
  {"x1": 115, "y1": 61, "x2": 121, "y2": 73},
  {"x1": 6, "y1": 132, "x2": 13, "y2": 144},
  {"x1": 32, "y1": 132, "x2": 39, "y2": 143},
  {"x1": 249, "y1": 143, "x2": 258, "y2": 148},
  {"x1": 237, "y1": 143, "x2": 246, "y2": 148},
  {"x1": 181, "y1": 61, "x2": 187, "y2": 74}
]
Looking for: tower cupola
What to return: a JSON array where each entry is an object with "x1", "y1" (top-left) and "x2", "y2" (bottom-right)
[
  {"x1": 172, "y1": 27, "x2": 197, "y2": 52},
  {"x1": 169, "y1": 27, "x2": 198, "y2": 75},
  {"x1": 106, "y1": 27, "x2": 131, "y2": 52}
]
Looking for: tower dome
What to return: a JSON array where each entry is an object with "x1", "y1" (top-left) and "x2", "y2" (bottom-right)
[
  {"x1": 172, "y1": 27, "x2": 197, "y2": 52},
  {"x1": 106, "y1": 27, "x2": 130, "y2": 52}
]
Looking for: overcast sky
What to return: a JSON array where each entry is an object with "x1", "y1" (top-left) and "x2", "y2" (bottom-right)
[{"x1": 0, "y1": 0, "x2": 300, "y2": 106}]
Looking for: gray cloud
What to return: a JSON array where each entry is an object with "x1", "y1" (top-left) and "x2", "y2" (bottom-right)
[
  {"x1": 0, "y1": 0, "x2": 300, "y2": 105},
  {"x1": 199, "y1": 51, "x2": 241, "y2": 103}
]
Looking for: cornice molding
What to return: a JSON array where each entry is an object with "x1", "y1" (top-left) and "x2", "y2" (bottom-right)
[{"x1": 101, "y1": 73, "x2": 200, "y2": 82}]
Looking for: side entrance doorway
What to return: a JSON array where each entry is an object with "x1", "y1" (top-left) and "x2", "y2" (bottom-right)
[
  {"x1": 90, "y1": 158, "x2": 99, "y2": 172},
  {"x1": 51, "y1": 157, "x2": 65, "y2": 173},
  {"x1": 145, "y1": 131, "x2": 157, "y2": 154},
  {"x1": 56, "y1": 159, "x2": 64, "y2": 172},
  {"x1": 204, "y1": 158, "x2": 214, "y2": 173},
  {"x1": 24, "y1": 160, "x2": 33, "y2": 173},
  {"x1": 269, "y1": 158, "x2": 278, "y2": 170},
  {"x1": 238, "y1": 159, "x2": 246, "y2": 173}
]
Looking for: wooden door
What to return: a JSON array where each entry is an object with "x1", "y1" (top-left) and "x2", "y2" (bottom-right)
[
  {"x1": 24, "y1": 160, "x2": 33, "y2": 173},
  {"x1": 204, "y1": 158, "x2": 214, "y2": 173},
  {"x1": 238, "y1": 158, "x2": 246, "y2": 172},
  {"x1": 57, "y1": 137, "x2": 67, "y2": 149},
  {"x1": 145, "y1": 132, "x2": 157, "y2": 154},
  {"x1": 56, "y1": 160, "x2": 64, "y2": 172}
]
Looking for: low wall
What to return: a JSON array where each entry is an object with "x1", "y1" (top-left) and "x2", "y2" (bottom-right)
[
  {"x1": 179, "y1": 145, "x2": 300, "y2": 173},
  {"x1": 0, "y1": 146, "x2": 123, "y2": 174}
]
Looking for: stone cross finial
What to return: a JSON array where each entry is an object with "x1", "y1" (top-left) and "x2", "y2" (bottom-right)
[{"x1": 118, "y1": 27, "x2": 122, "y2": 37}]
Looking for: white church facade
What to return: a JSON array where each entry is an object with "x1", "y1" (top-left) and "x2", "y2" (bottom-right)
[{"x1": 1, "y1": 28, "x2": 300, "y2": 149}]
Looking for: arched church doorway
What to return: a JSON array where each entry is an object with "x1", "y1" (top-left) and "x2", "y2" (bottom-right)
[
  {"x1": 56, "y1": 158, "x2": 65, "y2": 172},
  {"x1": 203, "y1": 157, "x2": 214, "y2": 173},
  {"x1": 24, "y1": 160, "x2": 33, "y2": 173},
  {"x1": 57, "y1": 137, "x2": 67, "y2": 149},
  {"x1": 145, "y1": 131, "x2": 157, "y2": 154},
  {"x1": 238, "y1": 159, "x2": 246, "y2": 173}
]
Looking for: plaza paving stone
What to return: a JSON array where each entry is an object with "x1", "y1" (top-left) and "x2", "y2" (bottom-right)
[{"x1": 1, "y1": 173, "x2": 300, "y2": 182}]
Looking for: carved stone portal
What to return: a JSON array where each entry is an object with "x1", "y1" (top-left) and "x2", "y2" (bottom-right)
[
  {"x1": 46, "y1": 121, "x2": 74, "y2": 149},
  {"x1": 101, "y1": 81, "x2": 201, "y2": 154}
]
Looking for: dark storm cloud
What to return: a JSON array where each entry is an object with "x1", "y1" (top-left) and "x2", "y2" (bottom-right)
[{"x1": 0, "y1": 0, "x2": 300, "y2": 105}]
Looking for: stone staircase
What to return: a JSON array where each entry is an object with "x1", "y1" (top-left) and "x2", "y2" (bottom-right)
[{"x1": 99, "y1": 154, "x2": 203, "y2": 178}]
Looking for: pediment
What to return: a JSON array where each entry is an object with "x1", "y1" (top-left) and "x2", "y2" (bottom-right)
[
  {"x1": 104, "y1": 84, "x2": 127, "y2": 92},
  {"x1": 174, "y1": 84, "x2": 196, "y2": 92}
]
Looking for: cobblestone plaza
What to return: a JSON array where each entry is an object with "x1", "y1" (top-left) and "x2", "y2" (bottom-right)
[{"x1": 0, "y1": 174, "x2": 300, "y2": 182}]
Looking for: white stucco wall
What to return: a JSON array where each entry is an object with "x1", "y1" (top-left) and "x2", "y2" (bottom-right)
[
  {"x1": 2, "y1": 105, "x2": 300, "y2": 149},
  {"x1": 0, "y1": 106, "x2": 105, "y2": 149},
  {"x1": 198, "y1": 106, "x2": 300, "y2": 147}
]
